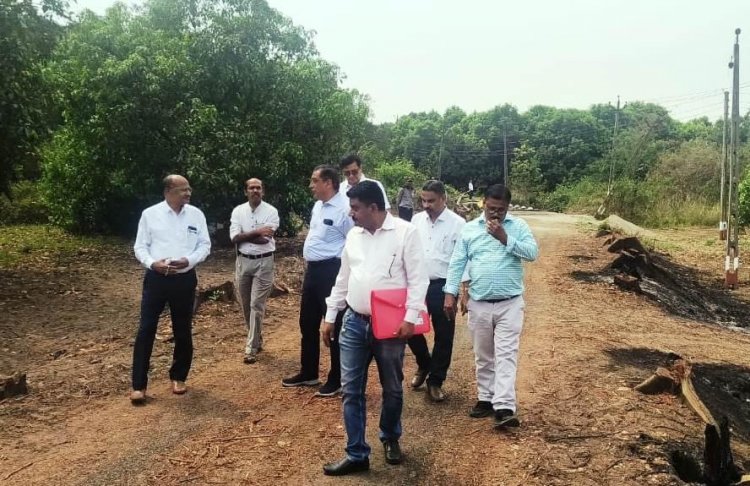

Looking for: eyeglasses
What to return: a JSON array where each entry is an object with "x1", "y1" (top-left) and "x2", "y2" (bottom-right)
[{"x1": 343, "y1": 169, "x2": 360, "y2": 177}]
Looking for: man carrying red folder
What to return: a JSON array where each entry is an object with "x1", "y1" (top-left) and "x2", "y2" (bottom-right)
[{"x1": 321, "y1": 181, "x2": 428, "y2": 476}]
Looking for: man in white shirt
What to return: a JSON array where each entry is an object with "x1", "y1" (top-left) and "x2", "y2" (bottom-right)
[
  {"x1": 407, "y1": 180, "x2": 466, "y2": 402},
  {"x1": 229, "y1": 178, "x2": 280, "y2": 364},
  {"x1": 338, "y1": 154, "x2": 390, "y2": 210},
  {"x1": 321, "y1": 181, "x2": 428, "y2": 476},
  {"x1": 131, "y1": 174, "x2": 211, "y2": 404}
]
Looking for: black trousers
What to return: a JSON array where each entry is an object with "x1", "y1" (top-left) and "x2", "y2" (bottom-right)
[
  {"x1": 407, "y1": 278, "x2": 455, "y2": 386},
  {"x1": 299, "y1": 258, "x2": 344, "y2": 384},
  {"x1": 132, "y1": 269, "x2": 197, "y2": 390},
  {"x1": 398, "y1": 206, "x2": 413, "y2": 222}
]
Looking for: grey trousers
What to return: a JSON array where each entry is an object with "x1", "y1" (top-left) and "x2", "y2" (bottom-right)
[{"x1": 236, "y1": 254, "x2": 275, "y2": 355}]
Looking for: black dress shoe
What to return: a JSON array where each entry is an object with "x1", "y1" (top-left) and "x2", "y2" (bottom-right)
[
  {"x1": 410, "y1": 369, "x2": 428, "y2": 388},
  {"x1": 383, "y1": 439, "x2": 403, "y2": 465},
  {"x1": 323, "y1": 457, "x2": 369, "y2": 476},
  {"x1": 493, "y1": 409, "x2": 520, "y2": 428},
  {"x1": 427, "y1": 384, "x2": 445, "y2": 402}
]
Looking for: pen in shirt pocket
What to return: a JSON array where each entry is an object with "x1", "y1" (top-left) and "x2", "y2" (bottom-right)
[{"x1": 388, "y1": 253, "x2": 396, "y2": 278}]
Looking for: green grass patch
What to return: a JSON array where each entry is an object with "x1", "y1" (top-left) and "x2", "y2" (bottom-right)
[{"x1": 0, "y1": 225, "x2": 122, "y2": 268}]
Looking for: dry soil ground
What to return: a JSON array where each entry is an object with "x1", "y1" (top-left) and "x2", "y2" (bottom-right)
[{"x1": 2, "y1": 212, "x2": 750, "y2": 485}]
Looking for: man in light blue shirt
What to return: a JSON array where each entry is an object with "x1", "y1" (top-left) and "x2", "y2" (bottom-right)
[
  {"x1": 444, "y1": 184, "x2": 538, "y2": 429},
  {"x1": 283, "y1": 165, "x2": 354, "y2": 397}
]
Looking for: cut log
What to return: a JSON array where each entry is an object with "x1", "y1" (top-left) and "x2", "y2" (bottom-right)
[
  {"x1": 0, "y1": 372, "x2": 28, "y2": 399},
  {"x1": 703, "y1": 417, "x2": 741, "y2": 486},
  {"x1": 270, "y1": 281, "x2": 290, "y2": 298},
  {"x1": 614, "y1": 274, "x2": 640, "y2": 292},
  {"x1": 193, "y1": 281, "x2": 236, "y2": 313}
]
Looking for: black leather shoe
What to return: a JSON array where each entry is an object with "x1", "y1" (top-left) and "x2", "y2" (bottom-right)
[
  {"x1": 427, "y1": 384, "x2": 445, "y2": 402},
  {"x1": 493, "y1": 409, "x2": 520, "y2": 428},
  {"x1": 410, "y1": 369, "x2": 428, "y2": 388},
  {"x1": 323, "y1": 457, "x2": 369, "y2": 476},
  {"x1": 383, "y1": 440, "x2": 403, "y2": 465},
  {"x1": 469, "y1": 400, "x2": 493, "y2": 418}
]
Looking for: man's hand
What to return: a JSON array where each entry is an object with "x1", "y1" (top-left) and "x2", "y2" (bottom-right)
[
  {"x1": 444, "y1": 293, "x2": 457, "y2": 320},
  {"x1": 321, "y1": 321, "x2": 335, "y2": 348},
  {"x1": 393, "y1": 321, "x2": 415, "y2": 340},
  {"x1": 486, "y1": 219, "x2": 508, "y2": 245},
  {"x1": 257, "y1": 226, "x2": 275, "y2": 238},
  {"x1": 151, "y1": 259, "x2": 171, "y2": 275},
  {"x1": 459, "y1": 284, "x2": 469, "y2": 316},
  {"x1": 170, "y1": 257, "x2": 189, "y2": 269}
]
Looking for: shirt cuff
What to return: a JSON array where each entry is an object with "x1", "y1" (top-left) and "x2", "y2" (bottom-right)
[
  {"x1": 443, "y1": 282, "x2": 459, "y2": 296},
  {"x1": 324, "y1": 308, "x2": 339, "y2": 323},
  {"x1": 404, "y1": 309, "x2": 420, "y2": 324},
  {"x1": 143, "y1": 256, "x2": 155, "y2": 270}
]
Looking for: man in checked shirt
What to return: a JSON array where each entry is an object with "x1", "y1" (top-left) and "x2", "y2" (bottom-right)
[{"x1": 443, "y1": 184, "x2": 538, "y2": 430}]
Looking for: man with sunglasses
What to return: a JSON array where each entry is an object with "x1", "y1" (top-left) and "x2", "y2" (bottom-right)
[{"x1": 338, "y1": 154, "x2": 390, "y2": 210}]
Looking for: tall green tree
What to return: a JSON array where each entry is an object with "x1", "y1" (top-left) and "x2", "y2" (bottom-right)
[
  {"x1": 42, "y1": 0, "x2": 368, "y2": 234},
  {"x1": 0, "y1": 0, "x2": 66, "y2": 195}
]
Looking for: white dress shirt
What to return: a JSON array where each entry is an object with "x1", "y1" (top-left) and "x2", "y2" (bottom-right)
[
  {"x1": 134, "y1": 201, "x2": 211, "y2": 272},
  {"x1": 229, "y1": 200, "x2": 280, "y2": 255},
  {"x1": 339, "y1": 174, "x2": 391, "y2": 210},
  {"x1": 412, "y1": 208, "x2": 466, "y2": 280},
  {"x1": 303, "y1": 192, "x2": 354, "y2": 262},
  {"x1": 325, "y1": 213, "x2": 428, "y2": 324}
]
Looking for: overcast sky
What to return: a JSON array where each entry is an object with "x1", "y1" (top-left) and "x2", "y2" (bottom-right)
[{"x1": 72, "y1": 0, "x2": 750, "y2": 123}]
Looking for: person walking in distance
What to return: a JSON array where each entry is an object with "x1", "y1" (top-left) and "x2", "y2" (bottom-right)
[
  {"x1": 321, "y1": 181, "x2": 428, "y2": 476},
  {"x1": 282, "y1": 165, "x2": 353, "y2": 396},
  {"x1": 407, "y1": 180, "x2": 465, "y2": 402},
  {"x1": 230, "y1": 178, "x2": 279, "y2": 364},
  {"x1": 395, "y1": 178, "x2": 416, "y2": 221},
  {"x1": 131, "y1": 174, "x2": 211, "y2": 404},
  {"x1": 444, "y1": 184, "x2": 538, "y2": 429}
]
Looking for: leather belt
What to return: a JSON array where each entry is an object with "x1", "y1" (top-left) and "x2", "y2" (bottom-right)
[
  {"x1": 239, "y1": 251, "x2": 274, "y2": 260},
  {"x1": 481, "y1": 295, "x2": 520, "y2": 303}
]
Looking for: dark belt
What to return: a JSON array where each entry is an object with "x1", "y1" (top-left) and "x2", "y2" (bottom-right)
[
  {"x1": 350, "y1": 309, "x2": 371, "y2": 323},
  {"x1": 239, "y1": 251, "x2": 274, "y2": 260},
  {"x1": 429, "y1": 278, "x2": 447, "y2": 285},
  {"x1": 307, "y1": 257, "x2": 341, "y2": 267},
  {"x1": 481, "y1": 295, "x2": 520, "y2": 303},
  {"x1": 147, "y1": 269, "x2": 195, "y2": 278}
]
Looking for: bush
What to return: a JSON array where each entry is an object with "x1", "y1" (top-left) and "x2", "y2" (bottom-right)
[
  {"x1": 0, "y1": 181, "x2": 49, "y2": 225},
  {"x1": 372, "y1": 159, "x2": 429, "y2": 204}
]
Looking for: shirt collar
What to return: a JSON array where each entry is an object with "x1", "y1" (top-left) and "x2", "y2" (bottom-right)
[
  {"x1": 323, "y1": 191, "x2": 347, "y2": 208},
  {"x1": 353, "y1": 212, "x2": 395, "y2": 234},
  {"x1": 162, "y1": 200, "x2": 185, "y2": 216}
]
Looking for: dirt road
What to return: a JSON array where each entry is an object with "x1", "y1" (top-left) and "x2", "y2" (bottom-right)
[{"x1": 2, "y1": 212, "x2": 750, "y2": 485}]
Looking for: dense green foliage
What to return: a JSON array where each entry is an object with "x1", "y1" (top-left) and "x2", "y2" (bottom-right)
[
  {"x1": 1, "y1": 0, "x2": 747, "y2": 233},
  {"x1": 0, "y1": 0, "x2": 65, "y2": 195},
  {"x1": 41, "y1": 0, "x2": 368, "y2": 234}
]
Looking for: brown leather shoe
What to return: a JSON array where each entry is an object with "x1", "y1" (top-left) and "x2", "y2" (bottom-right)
[
  {"x1": 427, "y1": 384, "x2": 445, "y2": 402},
  {"x1": 171, "y1": 380, "x2": 187, "y2": 395},
  {"x1": 130, "y1": 390, "x2": 146, "y2": 405}
]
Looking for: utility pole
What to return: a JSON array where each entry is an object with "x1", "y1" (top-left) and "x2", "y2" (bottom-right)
[
  {"x1": 725, "y1": 28, "x2": 741, "y2": 288},
  {"x1": 503, "y1": 121, "x2": 509, "y2": 187},
  {"x1": 607, "y1": 96, "x2": 621, "y2": 196},
  {"x1": 437, "y1": 131, "x2": 444, "y2": 181},
  {"x1": 719, "y1": 90, "x2": 729, "y2": 240}
]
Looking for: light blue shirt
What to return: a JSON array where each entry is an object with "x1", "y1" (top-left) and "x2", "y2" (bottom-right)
[
  {"x1": 444, "y1": 213, "x2": 538, "y2": 300},
  {"x1": 303, "y1": 192, "x2": 354, "y2": 262},
  {"x1": 133, "y1": 201, "x2": 211, "y2": 272}
]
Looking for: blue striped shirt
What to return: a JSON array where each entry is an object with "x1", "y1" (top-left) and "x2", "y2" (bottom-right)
[{"x1": 444, "y1": 213, "x2": 538, "y2": 300}]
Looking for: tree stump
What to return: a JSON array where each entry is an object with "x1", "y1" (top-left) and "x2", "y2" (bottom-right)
[{"x1": 0, "y1": 372, "x2": 28, "y2": 399}]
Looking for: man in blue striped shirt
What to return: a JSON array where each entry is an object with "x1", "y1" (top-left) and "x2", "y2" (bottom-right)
[{"x1": 444, "y1": 184, "x2": 538, "y2": 429}]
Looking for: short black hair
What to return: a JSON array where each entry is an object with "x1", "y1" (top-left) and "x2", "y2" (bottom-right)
[
  {"x1": 340, "y1": 154, "x2": 362, "y2": 169},
  {"x1": 314, "y1": 164, "x2": 340, "y2": 191},
  {"x1": 421, "y1": 180, "x2": 446, "y2": 196},
  {"x1": 347, "y1": 180, "x2": 385, "y2": 211},
  {"x1": 485, "y1": 184, "x2": 512, "y2": 203}
]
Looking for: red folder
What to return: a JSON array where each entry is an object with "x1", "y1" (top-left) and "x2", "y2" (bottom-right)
[{"x1": 370, "y1": 288, "x2": 431, "y2": 340}]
